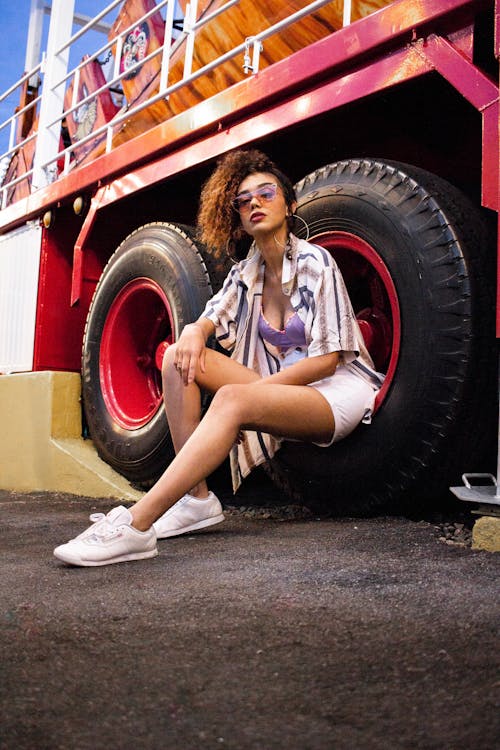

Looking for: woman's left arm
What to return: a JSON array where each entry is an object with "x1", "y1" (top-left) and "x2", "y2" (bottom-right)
[{"x1": 257, "y1": 351, "x2": 339, "y2": 387}]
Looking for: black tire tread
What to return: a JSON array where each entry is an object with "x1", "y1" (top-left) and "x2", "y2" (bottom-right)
[{"x1": 265, "y1": 158, "x2": 495, "y2": 514}]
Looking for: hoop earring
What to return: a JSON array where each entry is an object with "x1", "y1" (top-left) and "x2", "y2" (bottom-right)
[{"x1": 292, "y1": 213, "x2": 310, "y2": 241}]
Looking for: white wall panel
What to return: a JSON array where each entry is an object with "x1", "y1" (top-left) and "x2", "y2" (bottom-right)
[{"x1": 0, "y1": 223, "x2": 42, "y2": 373}]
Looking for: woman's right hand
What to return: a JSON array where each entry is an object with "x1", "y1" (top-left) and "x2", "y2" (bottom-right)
[{"x1": 174, "y1": 322, "x2": 208, "y2": 385}]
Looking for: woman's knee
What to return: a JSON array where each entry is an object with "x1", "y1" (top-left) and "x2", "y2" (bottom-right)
[
  {"x1": 162, "y1": 343, "x2": 178, "y2": 376},
  {"x1": 209, "y1": 383, "x2": 250, "y2": 420}
]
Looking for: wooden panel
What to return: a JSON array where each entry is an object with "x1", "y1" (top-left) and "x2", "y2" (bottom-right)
[{"x1": 18, "y1": 0, "x2": 390, "y2": 171}]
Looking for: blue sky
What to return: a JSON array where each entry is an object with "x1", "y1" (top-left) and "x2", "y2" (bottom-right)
[{"x1": 0, "y1": 1, "x2": 116, "y2": 157}]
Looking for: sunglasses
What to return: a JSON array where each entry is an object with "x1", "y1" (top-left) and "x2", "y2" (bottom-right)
[{"x1": 231, "y1": 183, "x2": 279, "y2": 212}]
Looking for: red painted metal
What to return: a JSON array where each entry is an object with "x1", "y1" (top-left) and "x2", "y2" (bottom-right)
[
  {"x1": 68, "y1": 44, "x2": 433, "y2": 302},
  {"x1": 154, "y1": 340, "x2": 170, "y2": 371},
  {"x1": 418, "y1": 34, "x2": 499, "y2": 211},
  {"x1": 496, "y1": 0, "x2": 500, "y2": 337},
  {"x1": 312, "y1": 231, "x2": 401, "y2": 412},
  {"x1": 0, "y1": 0, "x2": 489, "y2": 235},
  {"x1": 356, "y1": 309, "x2": 393, "y2": 368},
  {"x1": 497, "y1": 213, "x2": 500, "y2": 338},
  {"x1": 99, "y1": 277, "x2": 174, "y2": 429},
  {"x1": 33, "y1": 212, "x2": 90, "y2": 371},
  {"x1": 496, "y1": 0, "x2": 500, "y2": 57},
  {"x1": 70, "y1": 187, "x2": 107, "y2": 306}
]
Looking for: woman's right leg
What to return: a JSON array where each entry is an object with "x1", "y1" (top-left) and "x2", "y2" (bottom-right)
[
  {"x1": 161, "y1": 344, "x2": 259, "y2": 497},
  {"x1": 131, "y1": 379, "x2": 335, "y2": 532}
]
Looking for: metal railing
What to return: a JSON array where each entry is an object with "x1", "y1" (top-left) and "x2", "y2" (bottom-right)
[{"x1": 0, "y1": 0, "x2": 352, "y2": 209}]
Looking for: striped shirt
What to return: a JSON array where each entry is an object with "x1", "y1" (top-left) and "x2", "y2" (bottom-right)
[{"x1": 202, "y1": 234, "x2": 382, "y2": 490}]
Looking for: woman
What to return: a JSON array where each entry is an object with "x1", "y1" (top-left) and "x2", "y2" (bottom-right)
[{"x1": 54, "y1": 149, "x2": 383, "y2": 567}]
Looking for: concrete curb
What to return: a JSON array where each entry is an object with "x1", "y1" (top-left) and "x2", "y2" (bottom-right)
[{"x1": 0, "y1": 371, "x2": 143, "y2": 501}]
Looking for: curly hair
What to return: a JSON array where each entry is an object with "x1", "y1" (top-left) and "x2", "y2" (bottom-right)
[{"x1": 197, "y1": 149, "x2": 296, "y2": 259}]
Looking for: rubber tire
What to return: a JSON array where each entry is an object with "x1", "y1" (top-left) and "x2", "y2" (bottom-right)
[
  {"x1": 82, "y1": 222, "x2": 212, "y2": 486},
  {"x1": 265, "y1": 158, "x2": 496, "y2": 514}
]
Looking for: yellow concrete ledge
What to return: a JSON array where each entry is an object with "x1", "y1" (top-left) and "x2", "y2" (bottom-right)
[
  {"x1": 472, "y1": 515, "x2": 500, "y2": 553},
  {"x1": 0, "y1": 371, "x2": 143, "y2": 501}
]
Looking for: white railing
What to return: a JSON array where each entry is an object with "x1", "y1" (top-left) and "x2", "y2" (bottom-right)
[{"x1": 0, "y1": 0, "x2": 350, "y2": 210}]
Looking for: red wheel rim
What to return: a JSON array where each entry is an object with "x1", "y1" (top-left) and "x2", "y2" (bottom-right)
[
  {"x1": 100, "y1": 278, "x2": 174, "y2": 429},
  {"x1": 313, "y1": 231, "x2": 401, "y2": 409}
]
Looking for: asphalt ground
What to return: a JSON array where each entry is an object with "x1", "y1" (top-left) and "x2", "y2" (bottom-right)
[{"x1": 0, "y1": 488, "x2": 499, "y2": 750}]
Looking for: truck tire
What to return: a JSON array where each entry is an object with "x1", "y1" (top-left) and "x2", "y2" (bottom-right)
[
  {"x1": 82, "y1": 222, "x2": 212, "y2": 486},
  {"x1": 265, "y1": 158, "x2": 495, "y2": 514}
]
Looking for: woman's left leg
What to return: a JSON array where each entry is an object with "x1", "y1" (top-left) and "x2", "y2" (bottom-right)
[
  {"x1": 130, "y1": 382, "x2": 334, "y2": 530},
  {"x1": 161, "y1": 344, "x2": 260, "y2": 499},
  {"x1": 53, "y1": 383, "x2": 334, "y2": 566}
]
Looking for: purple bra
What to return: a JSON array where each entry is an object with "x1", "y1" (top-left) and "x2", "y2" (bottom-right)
[{"x1": 258, "y1": 310, "x2": 306, "y2": 353}]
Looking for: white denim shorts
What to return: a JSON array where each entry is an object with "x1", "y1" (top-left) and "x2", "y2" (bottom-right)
[
  {"x1": 279, "y1": 350, "x2": 380, "y2": 447},
  {"x1": 309, "y1": 366, "x2": 378, "y2": 446}
]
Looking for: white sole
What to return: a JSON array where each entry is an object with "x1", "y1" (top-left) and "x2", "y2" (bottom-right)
[
  {"x1": 155, "y1": 513, "x2": 225, "y2": 539},
  {"x1": 54, "y1": 547, "x2": 158, "y2": 567}
]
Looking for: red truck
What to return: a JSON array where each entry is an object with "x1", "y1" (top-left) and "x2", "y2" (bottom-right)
[{"x1": 0, "y1": 0, "x2": 498, "y2": 513}]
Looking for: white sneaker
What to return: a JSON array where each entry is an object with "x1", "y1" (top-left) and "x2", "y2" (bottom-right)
[
  {"x1": 153, "y1": 492, "x2": 224, "y2": 539},
  {"x1": 54, "y1": 506, "x2": 158, "y2": 567}
]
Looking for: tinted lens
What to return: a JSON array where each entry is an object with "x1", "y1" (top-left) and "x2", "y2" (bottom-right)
[
  {"x1": 257, "y1": 185, "x2": 278, "y2": 201},
  {"x1": 233, "y1": 193, "x2": 252, "y2": 211},
  {"x1": 232, "y1": 183, "x2": 278, "y2": 211}
]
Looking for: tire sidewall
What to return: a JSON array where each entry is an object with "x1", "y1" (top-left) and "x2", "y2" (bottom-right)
[{"x1": 82, "y1": 224, "x2": 211, "y2": 482}]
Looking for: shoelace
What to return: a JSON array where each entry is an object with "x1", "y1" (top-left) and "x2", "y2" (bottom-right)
[
  {"x1": 92, "y1": 517, "x2": 122, "y2": 542},
  {"x1": 73, "y1": 513, "x2": 120, "y2": 543}
]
